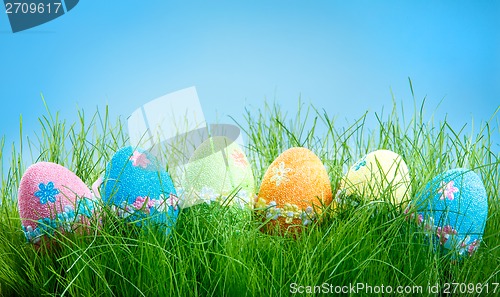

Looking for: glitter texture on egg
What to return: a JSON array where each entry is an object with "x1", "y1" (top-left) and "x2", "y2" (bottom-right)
[
  {"x1": 256, "y1": 147, "x2": 332, "y2": 233},
  {"x1": 101, "y1": 146, "x2": 179, "y2": 232},
  {"x1": 339, "y1": 149, "x2": 411, "y2": 206},
  {"x1": 411, "y1": 168, "x2": 488, "y2": 257},
  {"x1": 181, "y1": 136, "x2": 255, "y2": 209},
  {"x1": 17, "y1": 162, "x2": 97, "y2": 245}
]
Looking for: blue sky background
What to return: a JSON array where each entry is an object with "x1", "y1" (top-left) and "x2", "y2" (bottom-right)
[{"x1": 1, "y1": 0, "x2": 499, "y2": 165}]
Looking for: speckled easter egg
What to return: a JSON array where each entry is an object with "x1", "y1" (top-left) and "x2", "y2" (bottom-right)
[
  {"x1": 411, "y1": 168, "x2": 488, "y2": 257},
  {"x1": 101, "y1": 146, "x2": 179, "y2": 232},
  {"x1": 256, "y1": 147, "x2": 332, "y2": 232},
  {"x1": 338, "y1": 150, "x2": 411, "y2": 206},
  {"x1": 18, "y1": 162, "x2": 97, "y2": 245},
  {"x1": 181, "y1": 136, "x2": 255, "y2": 209}
]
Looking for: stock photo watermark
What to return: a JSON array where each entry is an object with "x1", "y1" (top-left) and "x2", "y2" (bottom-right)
[
  {"x1": 290, "y1": 282, "x2": 500, "y2": 295},
  {"x1": 3, "y1": 0, "x2": 79, "y2": 32}
]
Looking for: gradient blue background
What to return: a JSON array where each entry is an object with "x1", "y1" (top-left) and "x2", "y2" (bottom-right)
[{"x1": 1, "y1": 0, "x2": 499, "y2": 165}]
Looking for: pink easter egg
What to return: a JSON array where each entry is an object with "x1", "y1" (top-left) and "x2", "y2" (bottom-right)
[{"x1": 18, "y1": 162, "x2": 96, "y2": 245}]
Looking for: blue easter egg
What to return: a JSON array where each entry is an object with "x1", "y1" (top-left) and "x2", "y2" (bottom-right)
[
  {"x1": 101, "y1": 146, "x2": 179, "y2": 232},
  {"x1": 414, "y1": 168, "x2": 488, "y2": 257}
]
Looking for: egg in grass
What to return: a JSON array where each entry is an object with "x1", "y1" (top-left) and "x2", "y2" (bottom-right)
[{"x1": 255, "y1": 147, "x2": 332, "y2": 234}]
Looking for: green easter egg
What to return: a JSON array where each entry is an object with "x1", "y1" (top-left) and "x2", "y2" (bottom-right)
[{"x1": 181, "y1": 136, "x2": 255, "y2": 209}]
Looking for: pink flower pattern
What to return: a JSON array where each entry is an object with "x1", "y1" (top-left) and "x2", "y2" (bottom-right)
[
  {"x1": 404, "y1": 208, "x2": 424, "y2": 225},
  {"x1": 467, "y1": 240, "x2": 480, "y2": 255},
  {"x1": 422, "y1": 216, "x2": 434, "y2": 231},
  {"x1": 406, "y1": 207, "x2": 481, "y2": 257},
  {"x1": 459, "y1": 236, "x2": 481, "y2": 256},
  {"x1": 166, "y1": 194, "x2": 179, "y2": 210},
  {"x1": 438, "y1": 180, "x2": 459, "y2": 201},
  {"x1": 132, "y1": 196, "x2": 156, "y2": 214},
  {"x1": 231, "y1": 150, "x2": 248, "y2": 168},
  {"x1": 436, "y1": 225, "x2": 457, "y2": 245},
  {"x1": 417, "y1": 214, "x2": 424, "y2": 225},
  {"x1": 129, "y1": 151, "x2": 151, "y2": 168}
]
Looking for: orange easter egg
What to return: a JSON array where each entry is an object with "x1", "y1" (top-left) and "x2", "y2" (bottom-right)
[{"x1": 256, "y1": 147, "x2": 332, "y2": 233}]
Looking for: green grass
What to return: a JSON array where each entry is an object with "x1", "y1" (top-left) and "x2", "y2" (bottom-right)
[{"x1": 0, "y1": 93, "x2": 499, "y2": 296}]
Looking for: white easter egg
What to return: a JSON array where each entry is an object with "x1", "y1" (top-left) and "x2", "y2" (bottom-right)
[{"x1": 339, "y1": 149, "x2": 411, "y2": 206}]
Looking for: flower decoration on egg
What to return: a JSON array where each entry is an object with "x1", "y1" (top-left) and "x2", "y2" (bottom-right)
[
  {"x1": 165, "y1": 193, "x2": 179, "y2": 211},
  {"x1": 436, "y1": 225, "x2": 458, "y2": 245},
  {"x1": 459, "y1": 237, "x2": 480, "y2": 256},
  {"x1": 132, "y1": 196, "x2": 156, "y2": 213},
  {"x1": 34, "y1": 182, "x2": 60, "y2": 204},
  {"x1": 270, "y1": 162, "x2": 292, "y2": 186},
  {"x1": 407, "y1": 211, "x2": 482, "y2": 257},
  {"x1": 76, "y1": 198, "x2": 96, "y2": 219},
  {"x1": 129, "y1": 150, "x2": 151, "y2": 168},
  {"x1": 438, "y1": 180, "x2": 459, "y2": 201},
  {"x1": 408, "y1": 168, "x2": 488, "y2": 258},
  {"x1": 353, "y1": 156, "x2": 367, "y2": 171},
  {"x1": 198, "y1": 186, "x2": 219, "y2": 203},
  {"x1": 231, "y1": 150, "x2": 248, "y2": 168}
]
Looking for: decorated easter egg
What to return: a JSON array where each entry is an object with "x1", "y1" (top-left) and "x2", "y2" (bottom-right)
[
  {"x1": 338, "y1": 149, "x2": 411, "y2": 206},
  {"x1": 181, "y1": 136, "x2": 255, "y2": 209},
  {"x1": 18, "y1": 162, "x2": 97, "y2": 245},
  {"x1": 256, "y1": 147, "x2": 332, "y2": 232},
  {"x1": 411, "y1": 168, "x2": 488, "y2": 257},
  {"x1": 101, "y1": 146, "x2": 179, "y2": 232}
]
